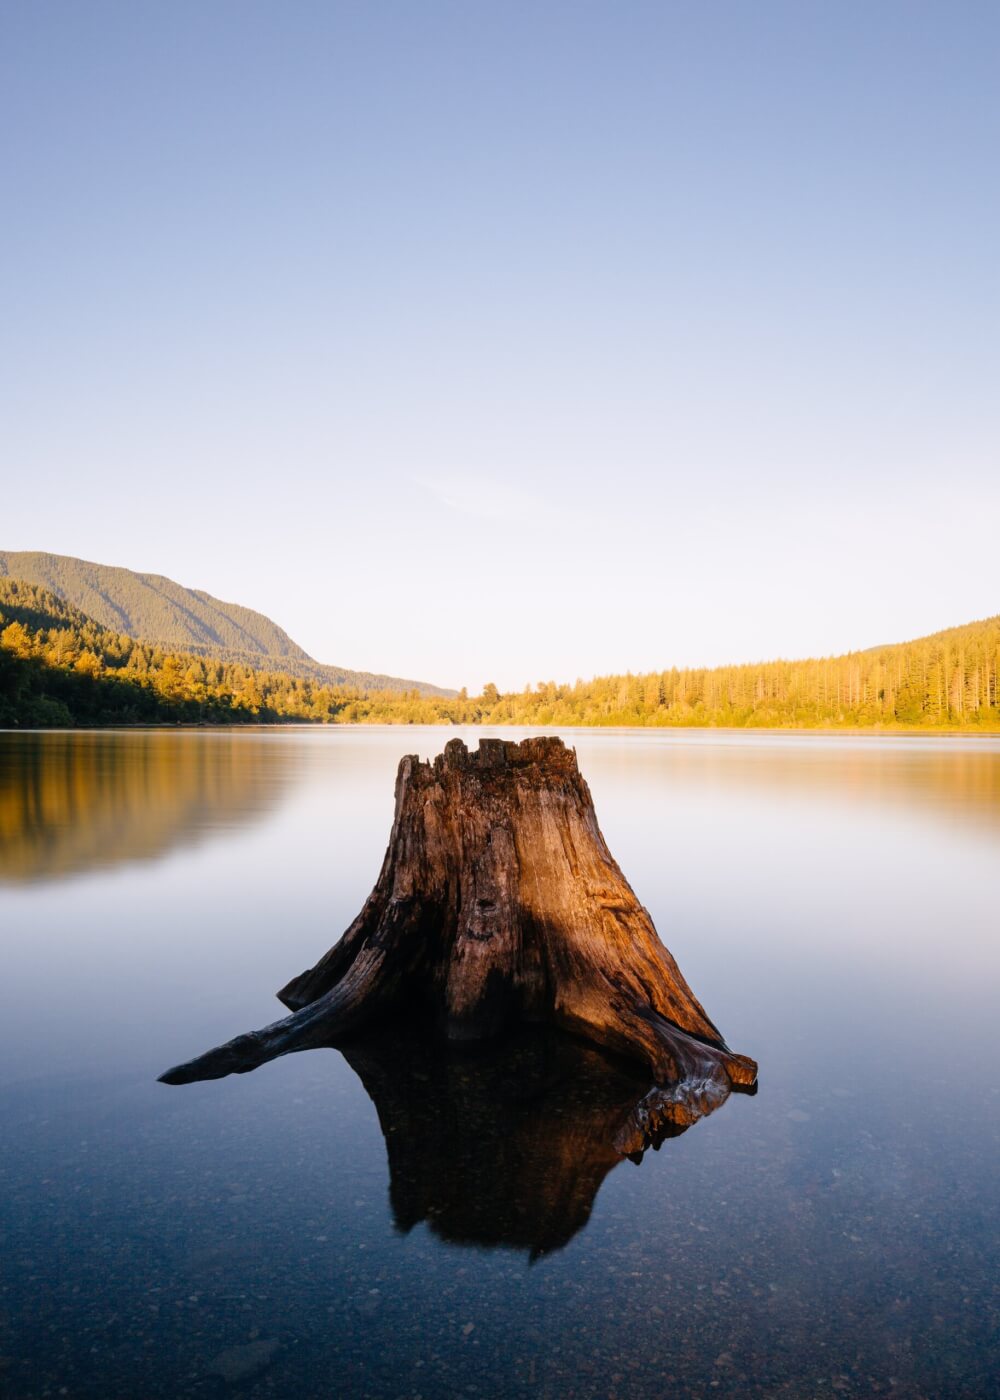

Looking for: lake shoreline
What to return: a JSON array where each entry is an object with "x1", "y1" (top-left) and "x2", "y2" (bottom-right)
[{"x1": 3, "y1": 721, "x2": 1000, "y2": 740}]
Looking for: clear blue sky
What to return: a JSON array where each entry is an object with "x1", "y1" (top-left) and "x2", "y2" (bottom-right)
[{"x1": 3, "y1": 2, "x2": 998, "y2": 691}]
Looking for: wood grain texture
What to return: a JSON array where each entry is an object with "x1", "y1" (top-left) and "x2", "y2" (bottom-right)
[{"x1": 160, "y1": 737, "x2": 756, "y2": 1096}]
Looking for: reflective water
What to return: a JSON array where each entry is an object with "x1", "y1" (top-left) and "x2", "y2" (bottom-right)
[{"x1": 1, "y1": 728, "x2": 998, "y2": 1398}]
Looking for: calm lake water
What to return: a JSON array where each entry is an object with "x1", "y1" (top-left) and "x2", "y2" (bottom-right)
[{"x1": 1, "y1": 727, "x2": 998, "y2": 1399}]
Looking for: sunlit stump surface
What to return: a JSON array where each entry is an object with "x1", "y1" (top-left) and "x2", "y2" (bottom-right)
[
  {"x1": 160, "y1": 736, "x2": 756, "y2": 1105},
  {"x1": 344, "y1": 1023, "x2": 753, "y2": 1257}
]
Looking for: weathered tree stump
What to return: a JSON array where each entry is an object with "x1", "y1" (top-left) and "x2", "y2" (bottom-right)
[{"x1": 160, "y1": 736, "x2": 756, "y2": 1094}]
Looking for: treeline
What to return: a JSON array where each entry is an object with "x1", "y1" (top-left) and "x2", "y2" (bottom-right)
[
  {"x1": 0, "y1": 579, "x2": 389, "y2": 727},
  {"x1": 2, "y1": 577, "x2": 998, "y2": 730},
  {"x1": 318, "y1": 617, "x2": 1000, "y2": 729},
  {"x1": 453, "y1": 616, "x2": 1000, "y2": 730},
  {"x1": 0, "y1": 549, "x2": 454, "y2": 696},
  {"x1": 334, "y1": 612, "x2": 1000, "y2": 730}
]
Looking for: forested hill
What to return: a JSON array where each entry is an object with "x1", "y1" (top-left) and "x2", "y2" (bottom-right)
[
  {"x1": 0, "y1": 550, "x2": 453, "y2": 697},
  {"x1": 0, "y1": 579, "x2": 417, "y2": 727},
  {"x1": 461, "y1": 613, "x2": 999, "y2": 730},
  {"x1": 0, "y1": 551, "x2": 308, "y2": 661},
  {"x1": 2, "y1": 577, "x2": 998, "y2": 731},
  {"x1": 328, "y1": 611, "x2": 1000, "y2": 729}
]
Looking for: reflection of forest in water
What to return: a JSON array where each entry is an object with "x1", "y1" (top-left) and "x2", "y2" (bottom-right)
[
  {"x1": 0, "y1": 731, "x2": 293, "y2": 883},
  {"x1": 583, "y1": 736, "x2": 1000, "y2": 836},
  {"x1": 2, "y1": 728, "x2": 997, "y2": 886}
]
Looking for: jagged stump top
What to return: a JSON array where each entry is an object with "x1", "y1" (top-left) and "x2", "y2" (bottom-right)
[{"x1": 416, "y1": 734, "x2": 579, "y2": 776}]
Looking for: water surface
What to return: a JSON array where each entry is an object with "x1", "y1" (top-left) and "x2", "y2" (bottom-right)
[{"x1": 1, "y1": 727, "x2": 998, "y2": 1397}]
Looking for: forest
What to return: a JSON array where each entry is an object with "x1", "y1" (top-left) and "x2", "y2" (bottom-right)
[
  {"x1": 0, "y1": 580, "x2": 356, "y2": 727},
  {"x1": 2, "y1": 577, "x2": 998, "y2": 730},
  {"x1": 0, "y1": 550, "x2": 452, "y2": 695}
]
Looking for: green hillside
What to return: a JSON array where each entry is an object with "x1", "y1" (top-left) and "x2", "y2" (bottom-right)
[
  {"x1": 0, "y1": 551, "x2": 453, "y2": 697},
  {"x1": 458, "y1": 614, "x2": 1000, "y2": 729},
  {"x1": 312, "y1": 611, "x2": 1000, "y2": 730},
  {"x1": 2, "y1": 575, "x2": 998, "y2": 731},
  {"x1": 0, "y1": 579, "x2": 402, "y2": 727}
]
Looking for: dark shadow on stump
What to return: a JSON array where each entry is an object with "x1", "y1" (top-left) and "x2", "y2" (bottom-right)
[{"x1": 161, "y1": 737, "x2": 756, "y2": 1112}]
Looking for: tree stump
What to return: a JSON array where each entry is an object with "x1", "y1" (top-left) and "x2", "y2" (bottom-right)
[{"x1": 160, "y1": 736, "x2": 757, "y2": 1095}]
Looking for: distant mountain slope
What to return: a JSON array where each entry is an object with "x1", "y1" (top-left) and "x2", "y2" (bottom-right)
[
  {"x1": 0, "y1": 577, "x2": 359, "y2": 726},
  {"x1": 0, "y1": 551, "x2": 453, "y2": 696},
  {"x1": 0, "y1": 550, "x2": 309, "y2": 660}
]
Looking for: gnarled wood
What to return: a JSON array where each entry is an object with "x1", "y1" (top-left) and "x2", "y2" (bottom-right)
[{"x1": 160, "y1": 737, "x2": 756, "y2": 1097}]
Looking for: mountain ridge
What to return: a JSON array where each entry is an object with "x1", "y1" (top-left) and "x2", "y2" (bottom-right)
[{"x1": 0, "y1": 550, "x2": 454, "y2": 697}]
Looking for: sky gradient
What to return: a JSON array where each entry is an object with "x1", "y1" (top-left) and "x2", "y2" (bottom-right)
[{"x1": 3, "y1": 2, "x2": 998, "y2": 692}]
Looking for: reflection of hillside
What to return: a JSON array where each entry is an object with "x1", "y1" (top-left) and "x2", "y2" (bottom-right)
[
  {"x1": 580, "y1": 736, "x2": 1000, "y2": 836},
  {"x1": 0, "y1": 732, "x2": 292, "y2": 883}
]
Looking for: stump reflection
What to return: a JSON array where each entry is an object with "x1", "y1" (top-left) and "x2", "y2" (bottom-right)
[{"x1": 342, "y1": 1024, "x2": 752, "y2": 1258}]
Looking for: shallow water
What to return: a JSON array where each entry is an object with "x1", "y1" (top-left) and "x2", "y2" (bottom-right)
[{"x1": 1, "y1": 727, "x2": 998, "y2": 1398}]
